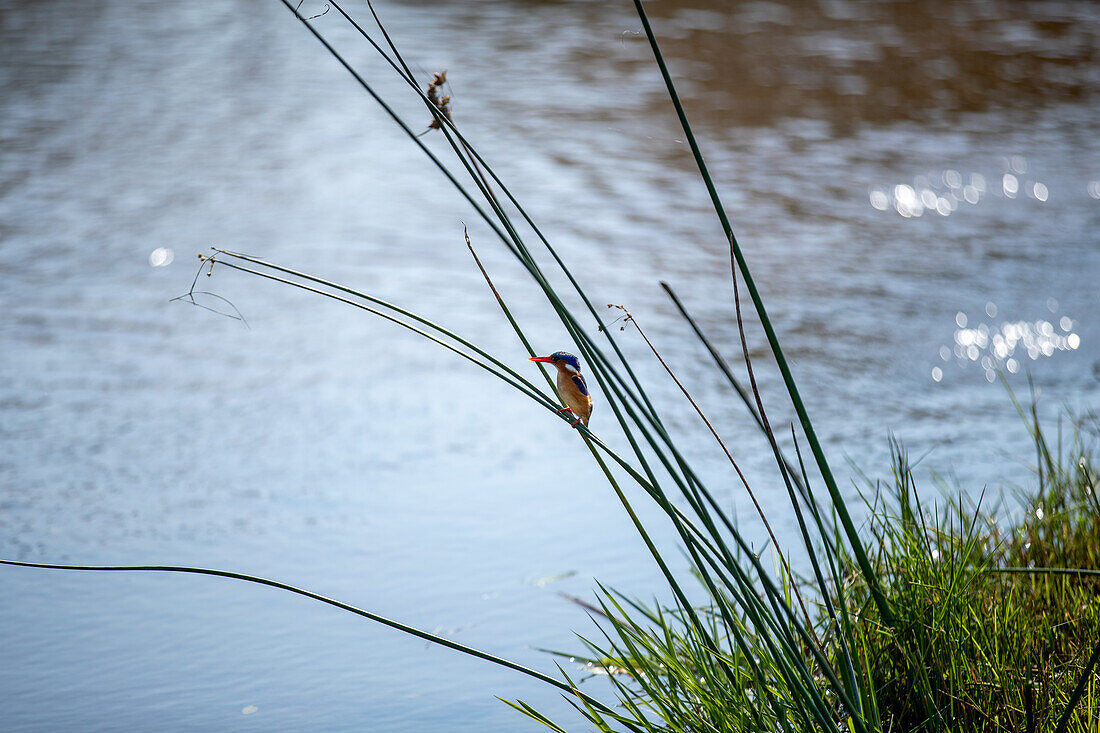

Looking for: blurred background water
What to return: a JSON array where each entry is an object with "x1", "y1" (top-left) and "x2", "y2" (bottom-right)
[{"x1": 1, "y1": 0, "x2": 1098, "y2": 730}]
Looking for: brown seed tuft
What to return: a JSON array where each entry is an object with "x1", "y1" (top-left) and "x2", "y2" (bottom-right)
[{"x1": 423, "y1": 71, "x2": 453, "y2": 132}]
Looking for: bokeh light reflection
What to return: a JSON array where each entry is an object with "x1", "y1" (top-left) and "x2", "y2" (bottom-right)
[{"x1": 935, "y1": 308, "x2": 1084, "y2": 382}]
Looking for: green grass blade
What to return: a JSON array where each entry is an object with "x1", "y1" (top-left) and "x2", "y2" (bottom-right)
[
  {"x1": 630, "y1": 0, "x2": 893, "y2": 629},
  {"x1": 0, "y1": 559, "x2": 617, "y2": 714}
]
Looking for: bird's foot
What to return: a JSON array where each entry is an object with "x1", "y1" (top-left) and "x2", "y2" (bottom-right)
[{"x1": 555, "y1": 406, "x2": 581, "y2": 427}]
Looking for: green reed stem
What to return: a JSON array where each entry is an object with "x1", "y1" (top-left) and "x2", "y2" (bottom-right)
[
  {"x1": 0, "y1": 559, "x2": 625, "y2": 721},
  {"x1": 660, "y1": 281, "x2": 809, "y2": 501},
  {"x1": 631, "y1": 0, "x2": 893, "y2": 629}
]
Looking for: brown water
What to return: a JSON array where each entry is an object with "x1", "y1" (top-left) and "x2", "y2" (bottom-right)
[{"x1": 2, "y1": 1, "x2": 1098, "y2": 730}]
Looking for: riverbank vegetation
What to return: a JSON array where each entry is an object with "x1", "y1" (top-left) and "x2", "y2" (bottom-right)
[
  {"x1": 846, "y1": 420, "x2": 1100, "y2": 731},
  {"x1": 545, "y1": 412, "x2": 1099, "y2": 732}
]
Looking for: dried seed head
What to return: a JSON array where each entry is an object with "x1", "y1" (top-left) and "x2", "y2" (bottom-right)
[{"x1": 422, "y1": 70, "x2": 453, "y2": 133}]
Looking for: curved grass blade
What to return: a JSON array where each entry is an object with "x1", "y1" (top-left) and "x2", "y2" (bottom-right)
[{"x1": 0, "y1": 558, "x2": 623, "y2": 719}]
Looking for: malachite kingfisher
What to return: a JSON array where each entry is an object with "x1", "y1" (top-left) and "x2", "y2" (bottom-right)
[{"x1": 528, "y1": 351, "x2": 593, "y2": 427}]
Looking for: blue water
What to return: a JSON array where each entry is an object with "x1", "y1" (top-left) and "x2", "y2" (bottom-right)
[{"x1": 2, "y1": 0, "x2": 1098, "y2": 730}]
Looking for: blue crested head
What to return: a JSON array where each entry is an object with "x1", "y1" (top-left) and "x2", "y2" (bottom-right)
[{"x1": 550, "y1": 351, "x2": 581, "y2": 371}]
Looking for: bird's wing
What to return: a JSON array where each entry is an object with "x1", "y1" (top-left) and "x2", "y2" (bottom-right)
[{"x1": 571, "y1": 374, "x2": 589, "y2": 396}]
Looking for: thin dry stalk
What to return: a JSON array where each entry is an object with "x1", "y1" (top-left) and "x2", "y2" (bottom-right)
[{"x1": 607, "y1": 303, "x2": 822, "y2": 650}]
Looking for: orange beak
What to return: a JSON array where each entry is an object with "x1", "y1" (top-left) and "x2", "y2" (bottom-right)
[{"x1": 528, "y1": 356, "x2": 553, "y2": 363}]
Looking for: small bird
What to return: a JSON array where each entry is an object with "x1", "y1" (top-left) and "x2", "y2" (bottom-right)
[{"x1": 528, "y1": 351, "x2": 593, "y2": 427}]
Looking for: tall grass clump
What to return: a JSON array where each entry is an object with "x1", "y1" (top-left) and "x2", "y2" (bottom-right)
[
  {"x1": 844, "y1": 418, "x2": 1100, "y2": 732},
  {"x1": 548, "y1": 415, "x2": 1100, "y2": 733},
  {"x1": 3, "y1": 2, "x2": 1097, "y2": 731}
]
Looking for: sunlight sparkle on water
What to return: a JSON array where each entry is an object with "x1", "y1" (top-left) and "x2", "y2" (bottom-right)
[
  {"x1": 873, "y1": 169, "x2": 990, "y2": 218},
  {"x1": 936, "y1": 307, "x2": 1083, "y2": 382},
  {"x1": 148, "y1": 247, "x2": 174, "y2": 267},
  {"x1": 894, "y1": 184, "x2": 922, "y2": 217},
  {"x1": 868, "y1": 153, "x2": 1088, "y2": 222}
]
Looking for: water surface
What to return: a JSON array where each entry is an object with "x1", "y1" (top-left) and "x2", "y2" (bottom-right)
[{"x1": 2, "y1": 0, "x2": 1098, "y2": 730}]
